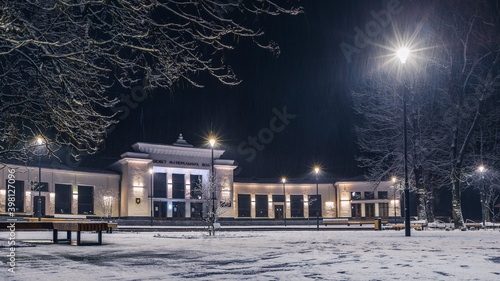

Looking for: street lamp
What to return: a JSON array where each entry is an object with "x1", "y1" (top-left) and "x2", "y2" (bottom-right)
[
  {"x1": 314, "y1": 166, "x2": 320, "y2": 231},
  {"x1": 397, "y1": 47, "x2": 411, "y2": 237},
  {"x1": 209, "y1": 138, "x2": 216, "y2": 234},
  {"x1": 281, "y1": 177, "x2": 287, "y2": 227},
  {"x1": 478, "y1": 165, "x2": 486, "y2": 228},
  {"x1": 149, "y1": 168, "x2": 154, "y2": 227},
  {"x1": 35, "y1": 137, "x2": 45, "y2": 222},
  {"x1": 391, "y1": 176, "x2": 398, "y2": 224}
]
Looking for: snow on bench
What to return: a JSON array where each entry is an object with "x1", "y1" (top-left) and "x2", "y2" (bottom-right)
[
  {"x1": 323, "y1": 218, "x2": 387, "y2": 226},
  {"x1": 323, "y1": 218, "x2": 349, "y2": 226},
  {"x1": 53, "y1": 214, "x2": 88, "y2": 219}
]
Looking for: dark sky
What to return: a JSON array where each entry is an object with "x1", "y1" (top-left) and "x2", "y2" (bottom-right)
[{"x1": 87, "y1": 0, "x2": 417, "y2": 180}]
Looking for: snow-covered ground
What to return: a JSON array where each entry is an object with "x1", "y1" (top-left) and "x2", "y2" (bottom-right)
[{"x1": 1, "y1": 229, "x2": 499, "y2": 280}]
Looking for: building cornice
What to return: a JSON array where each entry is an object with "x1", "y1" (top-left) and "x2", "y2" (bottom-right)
[{"x1": 132, "y1": 142, "x2": 224, "y2": 159}]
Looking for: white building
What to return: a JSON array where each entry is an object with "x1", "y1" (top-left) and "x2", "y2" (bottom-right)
[
  {"x1": 108, "y1": 134, "x2": 237, "y2": 219},
  {"x1": 1, "y1": 135, "x2": 401, "y2": 221}
]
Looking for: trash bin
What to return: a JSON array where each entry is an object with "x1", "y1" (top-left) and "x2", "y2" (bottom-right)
[{"x1": 374, "y1": 218, "x2": 382, "y2": 230}]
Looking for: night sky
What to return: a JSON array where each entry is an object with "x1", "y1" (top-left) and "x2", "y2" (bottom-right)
[{"x1": 86, "y1": 0, "x2": 419, "y2": 180}]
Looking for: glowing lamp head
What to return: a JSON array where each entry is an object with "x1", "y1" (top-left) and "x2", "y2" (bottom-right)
[
  {"x1": 36, "y1": 137, "x2": 43, "y2": 145},
  {"x1": 209, "y1": 138, "x2": 216, "y2": 148},
  {"x1": 397, "y1": 48, "x2": 410, "y2": 64},
  {"x1": 281, "y1": 177, "x2": 286, "y2": 184},
  {"x1": 391, "y1": 176, "x2": 397, "y2": 183},
  {"x1": 148, "y1": 168, "x2": 153, "y2": 174},
  {"x1": 314, "y1": 166, "x2": 320, "y2": 174},
  {"x1": 478, "y1": 165, "x2": 485, "y2": 173}
]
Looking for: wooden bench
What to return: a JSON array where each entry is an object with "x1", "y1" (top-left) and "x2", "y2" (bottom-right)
[
  {"x1": 391, "y1": 220, "x2": 428, "y2": 230},
  {"x1": 323, "y1": 218, "x2": 388, "y2": 227},
  {"x1": 23, "y1": 217, "x2": 116, "y2": 233},
  {"x1": 0, "y1": 221, "x2": 54, "y2": 231},
  {"x1": 52, "y1": 222, "x2": 108, "y2": 246},
  {"x1": 106, "y1": 222, "x2": 118, "y2": 233},
  {"x1": 23, "y1": 217, "x2": 90, "y2": 222},
  {"x1": 1, "y1": 221, "x2": 109, "y2": 246},
  {"x1": 323, "y1": 218, "x2": 349, "y2": 226}
]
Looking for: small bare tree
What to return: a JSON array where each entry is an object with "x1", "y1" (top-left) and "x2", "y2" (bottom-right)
[{"x1": 190, "y1": 174, "x2": 228, "y2": 236}]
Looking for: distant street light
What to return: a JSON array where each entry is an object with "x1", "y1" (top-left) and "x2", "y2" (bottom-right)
[
  {"x1": 282, "y1": 177, "x2": 287, "y2": 227},
  {"x1": 391, "y1": 176, "x2": 398, "y2": 224},
  {"x1": 397, "y1": 47, "x2": 411, "y2": 237},
  {"x1": 314, "y1": 166, "x2": 320, "y2": 231},
  {"x1": 36, "y1": 137, "x2": 44, "y2": 222},
  {"x1": 209, "y1": 138, "x2": 216, "y2": 235},
  {"x1": 478, "y1": 165, "x2": 486, "y2": 228},
  {"x1": 149, "y1": 168, "x2": 154, "y2": 227}
]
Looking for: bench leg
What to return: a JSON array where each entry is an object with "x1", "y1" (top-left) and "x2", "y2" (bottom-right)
[
  {"x1": 98, "y1": 231, "x2": 102, "y2": 245},
  {"x1": 77, "y1": 231, "x2": 81, "y2": 246},
  {"x1": 53, "y1": 230, "x2": 58, "y2": 244},
  {"x1": 67, "y1": 231, "x2": 72, "y2": 241}
]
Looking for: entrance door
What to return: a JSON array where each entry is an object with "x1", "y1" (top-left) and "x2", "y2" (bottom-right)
[
  {"x1": 365, "y1": 203, "x2": 375, "y2": 218},
  {"x1": 351, "y1": 203, "x2": 362, "y2": 219},
  {"x1": 274, "y1": 205, "x2": 284, "y2": 219},
  {"x1": 172, "y1": 202, "x2": 185, "y2": 219},
  {"x1": 154, "y1": 201, "x2": 168, "y2": 218},
  {"x1": 33, "y1": 196, "x2": 46, "y2": 217}
]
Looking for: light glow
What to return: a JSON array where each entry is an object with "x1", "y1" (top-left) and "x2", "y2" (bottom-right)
[
  {"x1": 478, "y1": 165, "x2": 486, "y2": 173},
  {"x1": 397, "y1": 48, "x2": 410, "y2": 63},
  {"x1": 314, "y1": 166, "x2": 320, "y2": 174}
]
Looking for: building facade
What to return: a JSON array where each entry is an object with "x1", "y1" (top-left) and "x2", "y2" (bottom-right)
[
  {"x1": 109, "y1": 135, "x2": 237, "y2": 219},
  {"x1": 335, "y1": 181, "x2": 400, "y2": 220},
  {"x1": 233, "y1": 181, "x2": 336, "y2": 219},
  {"x1": 232, "y1": 180, "x2": 400, "y2": 220},
  {"x1": 1, "y1": 135, "x2": 401, "y2": 221},
  {"x1": 1, "y1": 164, "x2": 119, "y2": 218}
]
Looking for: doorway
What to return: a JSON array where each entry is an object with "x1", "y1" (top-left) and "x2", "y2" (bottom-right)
[
  {"x1": 274, "y1": 205, "x2": 284, "y2": 219},
  {"x1": 33, "y1": 196, "x2": 46, "y2": 217},
  {"x1": 154, "y1": 201, "x2": 168, "y2": 218}
]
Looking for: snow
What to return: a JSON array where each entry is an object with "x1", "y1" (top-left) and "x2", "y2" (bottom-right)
[{"x1": 2, "y1": 229, "x2": 500, "y2": 280}]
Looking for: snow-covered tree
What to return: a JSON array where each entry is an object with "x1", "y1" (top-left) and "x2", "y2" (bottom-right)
[
  {"x1": 430, "y1": 0, "x2": 500, "y2": 228},
  {"x1": 190, "y1": 174, "x2": 227, "y2": 236},
  {"x1": 353, "y1": 0, "x2": 500, "y2": 228},
  {"x1": 0, "y1": 0, "x2": 301, "y2": 162}
]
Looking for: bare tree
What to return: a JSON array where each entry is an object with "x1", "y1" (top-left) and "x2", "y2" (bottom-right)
[
  {"x1": 352, "y1": 69, "x2": 445, "y2": 222},
  {"x1": 353, "y1": 0, "x2": 500, "y2": 228},
  {"x1": 0, "y1": 0, "x2": 302, "y2": 162},
  {"x1": 190, "y1": 174, "x2": 228, "y2": 236},
  {"x1": 430, "y1": 0, "x2": 500, "y2": 228}
]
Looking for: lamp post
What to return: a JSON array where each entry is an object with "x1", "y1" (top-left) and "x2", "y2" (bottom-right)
[
  {"x1": 314, "y1": 166, "x2": 320, "y2": 231},
  {"x1": 397, "y1": 47, "x2": 411, "y2": 237},
  {"x1": 149, "y1": 168, "x2": 154, "y2": 227},
  {"x1": 209, "y1": 138, "x2": 216, "y2": 232},
  {"x1": 392, "y1": 176, "x2": 397, "y2": 223},
  {"x1": 36, "y1": 137, "x2": 44, "y2": 222},
  {"x1": 478, "y1": 165, "x2": 486, "y2": 228},
  {"x1": 282, "y1": 177, "x2": 286, "y2": 227}
]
